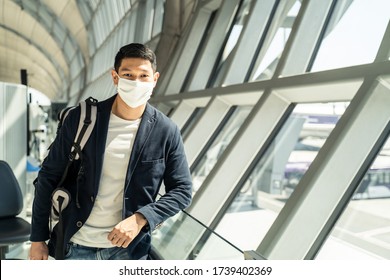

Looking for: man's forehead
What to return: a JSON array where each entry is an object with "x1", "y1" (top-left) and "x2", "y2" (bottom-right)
[
  {"x1": 119, "y1": 66, "x2": 150, "y2": 72},
  {"x1": 119, "y1": 57, "x2": 152, "y2": 72}
]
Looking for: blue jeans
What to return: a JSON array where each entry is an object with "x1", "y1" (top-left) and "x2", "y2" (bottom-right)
[{"x1": 64, "y1": 242, "x2": 130, "y2": 260}]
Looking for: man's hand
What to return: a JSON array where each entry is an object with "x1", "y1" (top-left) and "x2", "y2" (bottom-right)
[
  {"x1": 29, "y1": 241, "x2": 49, "y2": 260},
  {"x1": 108, "y1": 213, "x2": 148, "y2": 248}
]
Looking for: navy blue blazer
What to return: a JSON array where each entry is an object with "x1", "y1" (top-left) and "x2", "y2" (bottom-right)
[{"x1": 30, "y1": 94, "x2": 193, "y2": 259}]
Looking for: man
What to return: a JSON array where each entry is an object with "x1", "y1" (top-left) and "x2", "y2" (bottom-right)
[{"x1": 29, "y1": 43, "x2": 193, "y2": 260}]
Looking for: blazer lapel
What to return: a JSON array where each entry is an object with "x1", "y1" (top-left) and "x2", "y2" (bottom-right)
[
  {"x1": 125, "y1": 103, "x2": 157, "y2": 188},
  {"x1": 94, "y1": 95, "x2": 116, "y2": 194}
]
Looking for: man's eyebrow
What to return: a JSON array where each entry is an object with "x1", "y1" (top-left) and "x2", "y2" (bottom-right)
[{"x1": 120, "y1": 67, "x2": 149, "y2": 72}]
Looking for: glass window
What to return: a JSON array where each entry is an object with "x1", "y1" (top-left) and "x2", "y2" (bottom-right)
[
  {"x1": 89, "y1": 0, "x2": 100, "y2": 11},
  {"x1": 251, "y1": 1, "x2": 301, "y2": 81},
  {"x1": 38, "y1": 6, "x2": 53, "y2": 28},
  {"x1": 151, "y1": 210, "x2": 243, "y2": 260},
  {"x1": 152, "y1": 0, "x2": 165, "y2": 38},
  {"x1": 317, "y1": 136, "x2": 390, "y2": 259},
  {"x1": 311, "y1": 0, "x2": 390, "y2": 71},
  {"x1": 191, "y1": 106, "x2": 252, "y2": 193},
  {"x1": 63, "y1": 37, "x2": 75, "y2": 61},
  {"x1": 213, "y1": 102, "x2": 348, "y2": 251},
  {"x1": 209, "y1": 0, "x2": 252, "y2": 87},
  {"x1": 110, "y1": 1, "x2": 120, "y2": 21},
  {"x1": 53, "y1": 21, "x2": 66, "y2": 46},
  {"x1": 180, "y1": 107, "x2": 205, "y2": 139},
  {"x1": 78, "y1": 1, "x2": 92, "y2": 25},
  {"x1": 88, "y1": 30, "x2": 96, "y2": 55}
]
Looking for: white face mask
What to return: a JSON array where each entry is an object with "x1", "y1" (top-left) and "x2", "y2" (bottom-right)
[{"x1": 116, "y1": 75, "x2": 154, "y2": 108}]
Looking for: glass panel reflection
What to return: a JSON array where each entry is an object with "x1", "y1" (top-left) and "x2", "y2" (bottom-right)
[
  {"x1": 317, "y1": 136, "x2": 390, "y2": 259},
  {"x1": 214, "y1": 102, "x2": 348, "y2": 251}
]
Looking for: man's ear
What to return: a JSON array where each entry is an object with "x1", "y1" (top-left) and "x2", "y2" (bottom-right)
[
  {"x1": 111, "y1": 69, "x2": 119, "y2": 85},
  {"x1": 153, "y1": 72, "x2": 160, "y2": 87}
]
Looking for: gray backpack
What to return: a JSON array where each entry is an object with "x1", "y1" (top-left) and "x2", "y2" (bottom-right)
[{"x1": 50, "y1": 96, "x2": 98, "y2": 259}]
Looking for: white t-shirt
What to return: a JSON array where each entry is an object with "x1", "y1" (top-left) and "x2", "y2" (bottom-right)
[{"x1": 71, "y1": 113, "x2": 141, "y2": 248}]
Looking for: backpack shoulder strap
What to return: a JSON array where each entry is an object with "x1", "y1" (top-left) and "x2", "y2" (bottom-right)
[
  {"x1": 70, "y1": 96, "x2": 98, "y2": 160},
  {"x1": 56, "y1": 106, "x2": 76, "y2": 133}
]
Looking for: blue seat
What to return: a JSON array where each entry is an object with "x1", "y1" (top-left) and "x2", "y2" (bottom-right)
[{"x1": 0, "y1": 160, "x2": 31, "y2": 259}]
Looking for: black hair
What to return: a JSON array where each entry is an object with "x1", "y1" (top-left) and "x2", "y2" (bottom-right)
[{"x1": 114, "y1": 43, "x2": 157, "y2": 72}]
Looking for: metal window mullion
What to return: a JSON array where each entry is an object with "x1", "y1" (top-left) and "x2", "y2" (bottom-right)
[
  {"x1": 159, "y1": 91, "x2": 290, "y2": 260},
  {"x1": 269, "y1": 0, "x2": 310, "y2": 77},
  {"x1": 169, "y1": 100, "x2": 198, "y2": 130},
  {"x1": 221, "y1": 0, "x2": 276, "y2": 86},
  {"x1": 255, "y1": 21, "x2": 390, "y2": 260},
  {"x1": 280, "y1": 0, "x2": 334, "y2": 75},
  {"x1": 144, "y1": 0, "x2": 155, "y2": 41},
  {"x1": 152, "y1": 0, "x2": 164, "y2": 37},
  {"x1": 374, "y1": 21, "x2": 390, "y2": 62},
  {"x1": 133, "y1": 0, "x2": 151, "y2": 43},
  {"x1": 150, "y1": 60, "x2": 390, "y2": 106},
  {"x1": 185, "y1": 0, "x2": 240, "y2": 91},
  {"x1": 246, "y1": 0, "x2": 295, "y2": 81},
  {"x1": 155, "y1": 8, "x2": 214, "y2": 96},
  {"x1": 183, "y1": 0, "x2": 325, "y2": 255},
  {"x1": 190, "y1": 105, "x2": 237, "y2": 173},
  {"x1": 184, "y1": 96, "x2": 232, "y2": 166},
  {"x1": 187, "y1": 92, "x2": 291, "y2": 226},
  {"x1": 256, "y1": 76, "x2": 390, "y2": 260}
]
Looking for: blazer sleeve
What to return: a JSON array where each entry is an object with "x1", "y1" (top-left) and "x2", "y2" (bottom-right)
[
  {"x1": 30, "y1": 107, "x2": 79, "y2": 242},
  {"x1": 136, "y1": 124, "x2": 193, "y2": 231}
]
